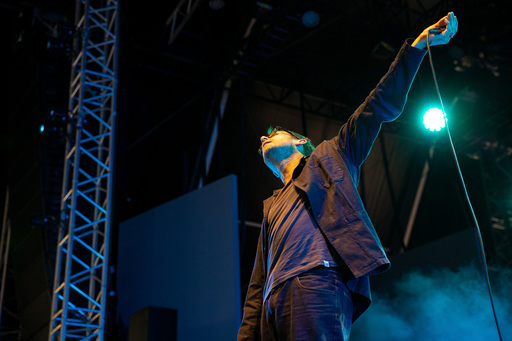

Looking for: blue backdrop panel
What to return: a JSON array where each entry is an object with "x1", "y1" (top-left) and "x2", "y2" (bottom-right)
[{"x1": 117, "y1": 175, "x2": 240, "y2": 340}]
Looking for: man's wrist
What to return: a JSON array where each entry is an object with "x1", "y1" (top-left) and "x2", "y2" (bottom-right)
[{"x1": 411, "y1": 36, "x2": 427, "y2": 50}]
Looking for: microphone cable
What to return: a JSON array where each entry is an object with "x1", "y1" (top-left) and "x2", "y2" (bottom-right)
[{"x1": 426, "y1": 30, "x2": 503, "y2": 341}]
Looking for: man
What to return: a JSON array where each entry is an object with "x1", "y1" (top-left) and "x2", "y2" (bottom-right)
[{"x1": 238, "y1": 12, "x2": 458, "y2": 341}]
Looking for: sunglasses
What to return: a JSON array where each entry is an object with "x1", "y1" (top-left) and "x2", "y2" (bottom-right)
[{"x1": 258, "y1": 126, "x2": 303, "y2": 155}]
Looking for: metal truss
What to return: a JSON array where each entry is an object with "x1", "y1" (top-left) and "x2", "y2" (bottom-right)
[
  {"x1": 50, "y1": 0, "x2": 119, "y2": 340},
  {"x1": 226, "y1": 0, "x2": 452, "y2": 123},
  {"x1": 165, "y1": 0, "x2": 203, "y2": 44},
  {"x1": 158, "y1": 0, "x2": 452, "y2": 192},
  {"x1": 247, "y1": 81, "x2": 353, "y2": 121}
]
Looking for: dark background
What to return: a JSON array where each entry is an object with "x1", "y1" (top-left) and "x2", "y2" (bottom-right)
[{"x1": 4, "y1": 0, "x2": 512, "y2": 339}]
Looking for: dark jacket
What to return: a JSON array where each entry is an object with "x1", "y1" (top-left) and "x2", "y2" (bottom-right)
[{"x1": 238, "y1": 39, "x2": 427, "y2": 340}]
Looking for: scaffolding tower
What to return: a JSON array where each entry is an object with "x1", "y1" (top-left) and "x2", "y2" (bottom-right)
[{"x1": 49, "y1": 0, "x2": 119, "y2": 339}]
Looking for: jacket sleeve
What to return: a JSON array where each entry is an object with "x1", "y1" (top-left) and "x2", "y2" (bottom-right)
[
  {"x1": 237, "y1": 227, "x2": 266, "y2": 340},
  {"x1": 338, "y1": 39, "x2": 427, "y2": 166}
]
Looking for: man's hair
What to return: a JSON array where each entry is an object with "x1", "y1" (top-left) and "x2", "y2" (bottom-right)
[{"x1": 259, "y1": 125, "x2": 315, "y2": 157}]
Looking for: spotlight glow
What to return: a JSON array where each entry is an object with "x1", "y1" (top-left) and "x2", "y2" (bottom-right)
[
  {"x1": 302, "y1": 10, "x2": 320, "y2": 28},
  {"x1": 423, "y1": 108, "x2": 446, "y2": 132}
]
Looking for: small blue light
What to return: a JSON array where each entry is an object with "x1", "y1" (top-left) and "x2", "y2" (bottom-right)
[
  {"x1": 302, "y1": 10, "x2": 320, "y2": 28},
  {"x1": 40, "y1": 124, "x2": 45, "y2": 133}
]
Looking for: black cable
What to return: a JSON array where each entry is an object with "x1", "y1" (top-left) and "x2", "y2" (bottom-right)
[{"x1": 426, "y1": 31, "x2": 503, "y2": 341}]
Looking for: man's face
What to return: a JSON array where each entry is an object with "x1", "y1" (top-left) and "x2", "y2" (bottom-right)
[
  {"x1": 260, "y1": 130, "x2": 303, "y2": 163},
  {"x1": 260, "y1": 130, "x2": 292, "y2": 151}
]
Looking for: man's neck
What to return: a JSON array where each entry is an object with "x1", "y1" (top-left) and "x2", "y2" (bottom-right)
[{"x1": 275, "y1": 152, "x2": 303, "y2": 185}]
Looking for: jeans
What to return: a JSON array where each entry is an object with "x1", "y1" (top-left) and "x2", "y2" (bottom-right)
[{"x1": 260, "y1": 266, "x2": 353, "y2": 340}]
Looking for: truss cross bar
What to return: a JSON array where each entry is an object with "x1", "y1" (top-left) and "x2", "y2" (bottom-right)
[
  {"x1": 72, "y1": 208, "x2": 94, "y2": 226},
  {"x1": 78, "y1": 167, "x2": 97, "y2": 182},
  {"x1": 88, "y1": 20, "x2": 115, "y2": 39},
  {"x1": 64, "y1": 332, "x2": 100, "y2": 340},
  {"x1": 81, "y1": 107, "x2": 112, "y2": 128},
  {"x1": 73, "y1": 236, "x2": 104, "y2": 260},
  {"x1": 75, "y1": 230, "x2": 100, "y2": 243},
  {"x1": 68, "y1": 307, "x2": 101, "y2": 314},
  {"x1": 82, "y1": 132, "x2": 111, "y2": 144},
  {"x1": 83, "y1": 78, "x2": 114, "y2": 90},
  {"x1": 70, "y1": 252, "x2": 93, "y2": 271},
  {"x1": 70, "y1": 264, "x2": 104, "y2": 284},
  {"x1": 76, "y1": 192, "x2": 107, "y2": 215},
  {"x1": 84, "y1": 53, "x2": 113, "y2": 74},
  {"x1": 70, "y1": 284, "x2": 101, "y2": 308},
  {"x1": 165, "y1": 0, "x2": 202, "y2": 44},
  {"x1": 63, "y1": 321, "x2": 101, "y2": 328},
  {"x1": 78, "y1": 148, "x2": 109, "y2": 171},
  {"x1": 78, "y1": 174, "x2": 109, "y2": 187}
]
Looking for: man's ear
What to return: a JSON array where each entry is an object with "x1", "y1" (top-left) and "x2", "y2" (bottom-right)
[{"x1": 295, "y1": 138, "x2": 307, "y2": 147}]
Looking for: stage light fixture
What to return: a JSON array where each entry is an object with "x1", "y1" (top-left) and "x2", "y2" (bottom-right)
[
  {"x1": 208, "y1": 0, "x2": 225, "y2": 10},
  {"x1": 302, "y1": 10, "x2": 320, "y2": 28},
  {"x1": 423, "y1": 108, "x2": 446, "y2": 132}
]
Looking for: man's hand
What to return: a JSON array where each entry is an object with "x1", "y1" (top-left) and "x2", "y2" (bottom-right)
[{"x1": 412, "y1": 12, "x2": 458, "y2": 50}]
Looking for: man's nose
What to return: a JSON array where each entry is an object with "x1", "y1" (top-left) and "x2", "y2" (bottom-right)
[{"x1": 260, "y1": 136, "x2": 269, "y2": 143}]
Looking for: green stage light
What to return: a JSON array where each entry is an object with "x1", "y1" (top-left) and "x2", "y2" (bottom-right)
[{"x1": 423, "y1": 108, "x2": 446, "y2": 132}]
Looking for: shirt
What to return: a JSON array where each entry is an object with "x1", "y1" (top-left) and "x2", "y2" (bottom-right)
[{"x1": 264, "y1": 177, "x2": 338, "y2": 302}]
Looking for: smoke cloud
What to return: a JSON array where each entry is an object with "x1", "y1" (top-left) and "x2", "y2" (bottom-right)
[{"x1": 351, "y1": 264, "x2": 512, "y2": 340}]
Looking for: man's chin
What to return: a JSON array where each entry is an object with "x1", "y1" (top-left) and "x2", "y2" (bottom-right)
[{"x1": 262, "y1": 147, "x2": 277, "y2": 160}]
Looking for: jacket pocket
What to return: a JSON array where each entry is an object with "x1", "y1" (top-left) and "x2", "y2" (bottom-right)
[{"x1": 310, "y1": 154, "x2": 344, "y2": 188}]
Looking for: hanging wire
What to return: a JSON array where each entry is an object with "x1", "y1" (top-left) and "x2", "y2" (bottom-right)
[{"x1": 426, "y1": 30, "x2": 504, "y2": 341}]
